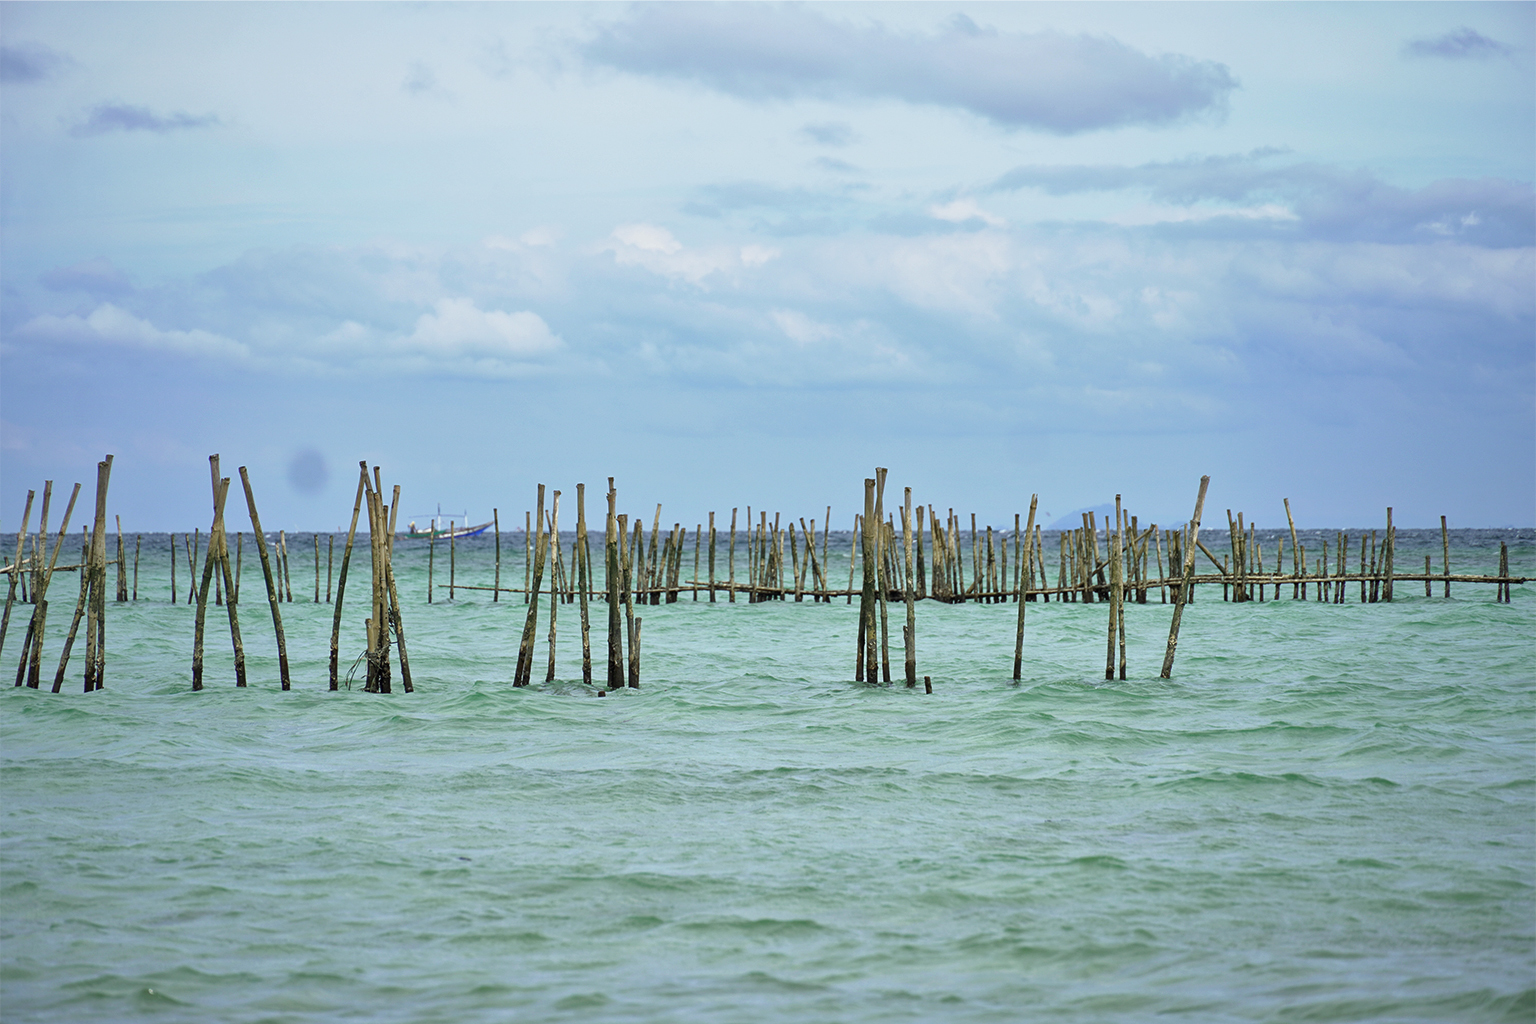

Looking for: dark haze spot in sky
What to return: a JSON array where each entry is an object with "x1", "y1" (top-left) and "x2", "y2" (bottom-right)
[{"x1": 288, "y1": 449, "x2": 328, "y2": 495}]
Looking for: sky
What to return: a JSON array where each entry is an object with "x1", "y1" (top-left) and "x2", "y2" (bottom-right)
[{"x1": 1, "y1": 1, "x2": 1531, "y2": 533}]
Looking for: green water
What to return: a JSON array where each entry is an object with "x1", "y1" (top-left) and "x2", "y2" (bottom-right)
[{"x1": 3, "y1": 530, "x2": 1532, "y2": 1022}]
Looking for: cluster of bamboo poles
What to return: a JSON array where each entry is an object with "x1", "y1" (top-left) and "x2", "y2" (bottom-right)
[
  {"x1": 506, "y1": 481, "x2": 634, "y2": 692},
  {"x1": 1, "y1": 458, "x2": 113, "y2": 692},
  {"x1": 4, "y1": 459, "x2": 1530, "y2": 695},
  {"x1": 183, "y1": 456, "x2": 411, "y2": 693}
]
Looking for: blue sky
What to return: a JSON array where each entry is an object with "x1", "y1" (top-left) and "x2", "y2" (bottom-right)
[{"x1": 1, "y1": 2, "x2": 1531, "y2": 532}]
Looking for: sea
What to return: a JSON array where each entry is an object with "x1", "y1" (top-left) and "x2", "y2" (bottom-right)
[{"x1": 3, "y1": 527, "x2": 1532, "y2": 1023}]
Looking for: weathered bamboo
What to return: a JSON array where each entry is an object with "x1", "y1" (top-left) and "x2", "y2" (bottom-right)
[
  {"x1": 115, "y1": 515, "x2": 127, "y2": 601},
  {"x1": 0, "y1": 489, "x2": 35, "y2": 661},
  {"x1": 546, "y1": 492, "x2": 562, "y2": 682},
  {"x1": 915, "y1": 506, "x2": 927, "y2": 600},
  {"x1": 133, "y1": 533, "x2": 140, "y2": 601},
  {"x1": 383, "y1": 485, "x2": 412, "y2": 693},
  {"x1": 728, "y1": 507, "x2": 738, "y2": 604},
  {"x1": 367, "y1": 471, "x2": 392, "y2": 693},
  {"x1": 858, "y1": 479, "x2": 876, "y2": 681},
  {"x1": 576, "y1": 486, "x2": 592, "y2": 685},
  {"x1": 625, "y1": 519, "x2": 640, "y2": 687},
  {"x1": 170, "y1": 531, "x2": 177, "y2": 604},
  {"x1": 822, "y1": 506, "x2": 832, "y2": 598},
  {"x1": 210, "y1": 466, "x2": 246, "y2": 689},
  {"x1": 525, "y1": 510, "x2": 531, "y2": 603},
  {"x1": 1011, "y1": 494, "x2": 1039, "y2": 681},
  {"x1": 514, "y1": 484, "x2": 547, "y2": 687},
  {"x1": 875, "y1": 471, "x2": 891, "y2": 683},
  {"x1": 1117, "y1": 505, "x2": 1127, "y2": 679},
  {"x1": 693, "y1": 522, "x2": 700, "y2": 602},
  {"x1": 427, "y1": 522, "x2": 435, "y2": 603},
  {"x1": 1383, "y1": 507, "x2": 1395, "y2": 602},
  {"x1": 449, "y1": 519, "x2": 456, "y2": 601},
  {"x1": 21, "y1": 483, "x2": 80, "y2": 688},
  {"x1": 1283, "y1": 498, "x2": 1300, "y2": 599},
  {"x1": 329, "y1": 466, "x2": 368, "y2": 690},
  {"x1": 708, "y1": 511, "x2": 717, "y2": 602},
  {"x1": 191, "y1": 465, "x2": 231, "y2": 692},
  {"x1": 492, "y1": 508, "x2": 501, "y2": 603},
  {"x1": 238, "y1": 465, "x2": 290, "y2": 690},
  {"x1": 848, "y1": 513, "x2": 860, "y2": 606},
  {"x1": 83, "y1": 457, "x2": 113, "y2": 691},
  {"x1": 1107, "y1": 498, "x2": 1122, "y2": 679},
  {"x1": 605, "y1": 485, "x2": 624, "y2": 687},
  {"x1": 1441, "y1": 515, "x2": 1451, "y2": 598},
  {"x1": 279, "y1": 529, "x2": 291, "y2": 603},
  {"x1": 902, "y1": 487, "x2": 917, "y2": 687},
  {"x1": 1160, "y1": 475, "x2": 1210, "y2": 679},
  {"x1": 49, "y1": 529, "x2": 88, "y2": 692}
]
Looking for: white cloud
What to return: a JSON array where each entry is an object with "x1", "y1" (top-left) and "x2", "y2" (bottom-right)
[
  {"x1": 401, "y1": 297, "x2": 561, "y2": 360},
  {"x1": 602, "y1": 223, "x2": 780, "y2": 284},
  {"x1": 929, "y1": 199, "x2": 1006, "y2": 227},
  {"x1": 16, "y1": 303, "x2": 248, "y2": 360}
]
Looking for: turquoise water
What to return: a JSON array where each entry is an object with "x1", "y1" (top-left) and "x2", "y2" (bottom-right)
[{"x1": 3, "y1": 529, "x2": 1532, "y2": 1022}]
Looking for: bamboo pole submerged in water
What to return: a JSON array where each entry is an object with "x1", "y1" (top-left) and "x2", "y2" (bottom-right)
[
  {"x1": 1161, "y1": 476, "x2": 1210, "y2": 680},
  {"x1": 1011, "y1": 494, "x2": 1039, "y2": 682},
  {"x1": 329, "y1": 467, "x2": 368, "y2": 690},
  {"x1": 0, "y1": 490, "x2": 36, "y2": 663},
  {"x1": 239, "y1": 465, "x2": 290, "y2": 691}
]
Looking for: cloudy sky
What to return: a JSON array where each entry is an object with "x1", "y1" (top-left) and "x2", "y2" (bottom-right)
[{"x1": 1, "y1": 2, "x2": 1531, "y2": 532}]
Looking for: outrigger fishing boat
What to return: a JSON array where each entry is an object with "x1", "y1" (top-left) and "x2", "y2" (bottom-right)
[{"x1": 405, "y1": 507, "x2": 493, "y2": 540}]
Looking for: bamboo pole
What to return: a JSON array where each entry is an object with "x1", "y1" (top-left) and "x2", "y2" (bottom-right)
[
  {"x1": 1283, "y1": 498, "x2": 1300, "y2": 599},
  {"x1": 514, "y1": 484, "x2": 547, "y2": 686},
  {"x1": 1160, "y1": 475, "x2": 1210, "y2": 679},
  {"x1": 115, "y1": 515, "x2": 126, "y2": 601},
  {"x1": 859, "y1": 478, "x2": 877, "y2": 682},
  {"x1": 875, "y1": 470, "x2": 890, "y2": 683},
  {"x1": 1011, "y1": 495, "x2": 1039, "y2": 681},
  {"x1": 384, "y1": 484, "x2": 412, "y2": 692},
  {"x1": 606, "y1": 482, "x2": 624, "y2": 689},
  {"x1": 1117, "y1": 505, "x2": 1127, "y2": 679},
  {"x1": 625, "y1": 519, "x2": 639, "y2": 687},
  {"x1": 546, "y1": 492, "x2": 562, "y2": 682},
  {"x1": 171, "y1": 532, "x2": 177, "y2": 604},
  {"x1": 313, "y1": 533, "x2": 319, "y2": 603},
  {"x1": 0, "y1": 490, "x2": 35, "y2": 661},
  {"x1": 728, "y1": 507, "x2": 737, "y2": 603},
  {"x1": 577, "y1": 486, "x2": 592, "y2": 685},
  {"x1": 329, "y1": 467, "x2": 368, "y2": 690},
  {"x1": 238, "y1": 465, "x2": 290, "y2": 690},
  {"x1": 525, "y1": 511, "x2": 531, "y2": 603},
  {"x1": 427, "y1": 522, "x2": 435, "y2": 603},
  {"x1": 191, "y1": 464, "x2": 230, "y2": 691},
  {"x1": 493, "y1": 508, "x2": 501, "y2": 603},
  {"x1": 21, "y1": 483, "x2": 80, "y2": 688},
  {"x1": 708, "y1": 511, "x2": 717, "y2": 602},
  {"x1": 449, "y1": 520, "x2": 456, "y2": 601},
  {"x1": 50, "y1": 529, "x2": 90, "y2": 692},
  {"x1": 1383, "y1": 507, "x2": 1395, "y2": 602},
  {"x1": 133, "y1": 534, "x2": 140, "y2": 601},
  {"x1": 1441, "y1": 516, "x2": 1451, "y2": 598},
  {"x1": 83, "y1": 457, "x2": 113, "y2": 691},
  {"x1": 327, "y1": 534, "x2": 333, "y2": 603},
  {"x1": 902, "y1": 487, "x2": 917, "y2": 687},
  {"x1": 366, "y1": 471, "x2": 391, "y2": 693},
  {"x1": 209, "y1": 462, "x2": 246, "y2": 689},
  {"x1": 1107, "y1": 497, "x2": 1122, "y2": 679}
]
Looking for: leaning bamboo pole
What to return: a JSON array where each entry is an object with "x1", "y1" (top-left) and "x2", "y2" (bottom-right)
[
  {"x1": 21, "y1": 483, "x2": 80, "y2": 689},
  {"x1": 1160, "y1": 475, "x2": 1210, "y2": 680},
  {"x1": 329, "y1": 466, "x2": 368, "y2": 690},
  {"x1": 1010, "y1": 494, "x2": 1039, "y2": 681},
  {"x1": 238, "y1": 465, "x2": 290, "y2": 690},
  {"x1": 0, "y1": 490, "x2": 36, "y2": 662}
]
